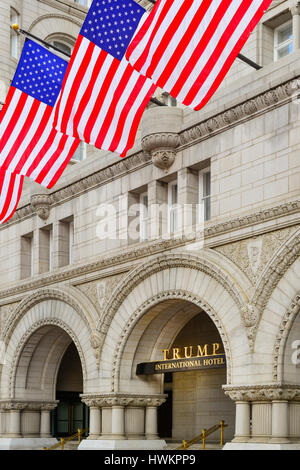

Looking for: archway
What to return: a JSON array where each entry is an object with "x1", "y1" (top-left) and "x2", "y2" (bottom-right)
[{"x1": 0, "y1": 291, "x2": 98, "y2": 449}]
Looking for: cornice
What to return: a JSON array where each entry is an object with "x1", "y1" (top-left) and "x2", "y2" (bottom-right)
[
  {"x1": 36, "y1": 0, "x2": 87, "y2": 20},
  {"x1": 179, "y1": 76, "x2": 300, "y2": 150}
]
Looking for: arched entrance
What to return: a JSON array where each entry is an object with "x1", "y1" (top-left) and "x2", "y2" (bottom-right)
[
  {"x1": 53, "y1": 342, "x2": 88, "y2": 437},
  {"x1": 156, "y1": 311, "x2": 235, "y2": 442},
  {"x1": 0, "y1": 291, "x2": 98, "y2": 450}
]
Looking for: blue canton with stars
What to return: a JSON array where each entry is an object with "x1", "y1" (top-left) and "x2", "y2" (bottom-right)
[
  {"x1": 81, "y1": 0, "x2": 145, "y2": 60},
  {"x1": 12, "y1": 39, "x2": 68, "y2": 107}
]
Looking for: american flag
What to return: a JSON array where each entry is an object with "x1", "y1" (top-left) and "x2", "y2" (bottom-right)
[
  {"x1": 0, "y1": 39, "x2": 80, "y2": 190},
  {"x1": 0, "y1": 170, "x2": 24, "y2": 224},
  {"x1": 53, "y1": 0, "x2": 157, "y2": 157},
  {"x1": 126, "y1": 0, "x2": 272, "y2": 110}
]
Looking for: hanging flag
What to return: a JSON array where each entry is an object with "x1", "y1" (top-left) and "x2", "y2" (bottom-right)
[
  {"x1": 53, "y1": 0, "x2": 157, "y2": 157},
  {"x1": 0, "y1": 170, "x2": 24, "y2": 224},
  {"x1": 0, "y1": 39, "x2": 80, "y2": 189},
  {"x1": 126, "y1": 0, "x2": 272, "y2": 110}
]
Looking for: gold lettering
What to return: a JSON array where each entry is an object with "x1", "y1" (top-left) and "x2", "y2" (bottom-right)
[
  {"x1": 184, "y1": 346, "x2": 193, "y2": 358},
  {"x1": 197, "y1": 344, "x2": 209, "y2": 357},
  {"x1": 172, "y1": 348, "x2": 181, "y2": 360},
  {"x1": 212, "y1": 343, "x2": 220, "y2": 355},
  {"x1": 162, "y1": 349, "x2": 170, "y2": 361}
]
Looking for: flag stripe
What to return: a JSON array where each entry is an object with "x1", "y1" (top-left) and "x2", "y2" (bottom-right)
[
  {"x1": 54, "y1": 33, "x2": 156, "y2": 156},
  {"x1": 126, "y1": 0, "x2": 272, "y2": 110},
  {"x1": 0, "y1": 170, "x2": 24, "y2": 224}
]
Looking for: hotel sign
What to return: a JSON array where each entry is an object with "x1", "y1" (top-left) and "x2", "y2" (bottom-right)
[{"x1": 136, "y1": 343, "x2": 226, "y2": 376}]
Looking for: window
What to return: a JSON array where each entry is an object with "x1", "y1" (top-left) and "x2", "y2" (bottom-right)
[
  {"x1": 140, "y1": 193, "x2": 148, "y2": 241},
  {"x1": 198, "y1": 170, "x2": 211, "y2": 223},
  {"x1": 168, "y1": 181, "x2": 178, "y2": 234},
  {"x1": 274, "y1": 21, "x2": 293, "y2": 61},
  {"x1": 20, "y1": 233, "x2": 34, "y2": 279},
  {"x1": 52, "y1": 41, "x2": 72, "y2": 56},
  {"x1": 57, "y1": 217, "x2": 74, "y2": 267},
  {"x1": 10, "y1": 8, "x2": 19, "y2": 59},
  {"x1": 39, "y1": 225, "x2": 53, "y2": 273}
]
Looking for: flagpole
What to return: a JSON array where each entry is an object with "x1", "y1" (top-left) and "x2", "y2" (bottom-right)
[
  {"x1": 147, "y1": 0, "x2": 262, "y2": 70},
  {"x1": 11, "y1": 24, "x2": 167, "y2": 107}
]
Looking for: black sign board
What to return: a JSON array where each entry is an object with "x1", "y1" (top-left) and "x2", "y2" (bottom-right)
[{"x1": 136, "y1": 354, "x2": 226, "y2": 375}]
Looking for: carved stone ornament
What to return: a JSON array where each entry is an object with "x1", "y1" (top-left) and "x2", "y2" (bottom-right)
[
  {"x1": 141, "y1": 133, "x2": 180, "y2": 172},
  {"x1": 80, "y1": 393, "x2": 167, "y2": 408},
  {"x1": 223, "y1": 384, "x2": 300, "y2": 402},
  {"x1": 90, "y1": 330, "x2": 105, "y2": 366},
  {"x1": 31, "y1": 194, "x2": 51, "y2": 220}
]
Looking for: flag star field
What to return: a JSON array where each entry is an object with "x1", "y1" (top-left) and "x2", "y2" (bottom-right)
[
  {"x1": 12, "y1": 39, "x2": 68, "y2": 107},
  {"x1": 81, "y1": 0, "x2": 144, "y2": 59}
]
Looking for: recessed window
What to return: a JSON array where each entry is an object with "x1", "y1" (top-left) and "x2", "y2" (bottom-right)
[
  {"x1": 168, "y1": 181, "x2": 178, "y2": 234},
  {"x1": 139, "y1": 192, "x2": 148, "y2": 241},
  {"x1": 10, "y1": 8, "x2": 19, "y2": 59},
  {"x1": 198, "y1": 169, "x2": 211, "y2": 223},
  {"x1": 20, "y1": 233, "x2": 34, "y2": 279},
  {"x1": 52, "y1": 41, "x2": 72, "y2": 56},
  {"x1": 71, "y1": 141, "x2": 86, "y2": 162},
  {"x1": 274, "y1": 21, "x2": 293, "y2": 61}
]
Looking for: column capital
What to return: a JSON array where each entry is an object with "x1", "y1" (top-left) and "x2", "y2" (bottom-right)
[
  {"x1": 223, "y1": 384, "x2": 300, "y2": 402},
  {"x1": 81, "y1": 394, "x2": 167, "y2": 408}
]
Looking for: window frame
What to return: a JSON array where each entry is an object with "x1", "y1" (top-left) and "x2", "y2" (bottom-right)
[
  {"x1": 168, "y1": 180, "x2": 178, "y2": 234},
  {"x1": 274, "y1": 20, "x2": 293, "y2": 61}
]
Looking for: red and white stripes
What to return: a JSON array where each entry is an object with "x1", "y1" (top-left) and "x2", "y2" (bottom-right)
[
  {"x1": 53, "y1": 35, "x2": 156, "y2": 157},
  {"x1": 127, "y1": 0, "x2": 272, "y2": 110},
  {"x1": 0, "y1": 87, "x2": 80, "y2": 189},
  {"x1": 0, "y1": 170, "x2": 24, "y2": 224}
]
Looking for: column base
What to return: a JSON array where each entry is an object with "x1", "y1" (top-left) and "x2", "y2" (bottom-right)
[
  {"x1": 78, "y1": 439, "x2": 167, "y2": 450},
  {"x1": 223, "y1": 442, "x2": 300, "y2": 451},
  {"x1": 0, "y1": 437, "x2": 58, "y2": 450}
]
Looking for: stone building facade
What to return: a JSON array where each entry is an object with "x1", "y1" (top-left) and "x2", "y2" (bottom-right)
[{"x1": 0, "y1": 0, "x2": 299, "y2": 450}]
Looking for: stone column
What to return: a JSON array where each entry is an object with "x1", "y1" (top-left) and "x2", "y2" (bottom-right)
[
  {"x1": 269, "y1": 388, "x2": 298, "y2": 443},
  {"x1": 89, "y1": 407, "x2": 101, "y2": 440},
  {"x1": 125, "y1": 399, "x2": 146, "y2": 440},
  {"x1": 291, "y1": 2, "x2": 300, "y2": 50},
  {"x1": 145, "y1": 398, "x2": 166, "y2": 440},
  {"x1": 111, "y1": 398, "x2": 128, "y2": 440},
  {"x1": 223, "y1": 388, "x2": 251, "y2": 443},
  {"x1": 40, "y1": 403, "x2": 58, "y2": 438},
  {"x1": 7, "y1": 404, "x2": 25, "y2": 438}
]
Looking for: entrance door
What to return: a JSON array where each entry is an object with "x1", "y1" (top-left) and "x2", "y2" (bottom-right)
[{"x1": 53, "y1": 391, "x2": 88, "y2": 437}]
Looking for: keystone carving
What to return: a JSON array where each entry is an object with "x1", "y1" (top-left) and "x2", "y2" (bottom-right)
[
  {"x1": 141, "y1": 133, "x2": 180, "y2": 172},
  {"x1": 31, "y1": 194, "x2": 51, "y2": 220}
]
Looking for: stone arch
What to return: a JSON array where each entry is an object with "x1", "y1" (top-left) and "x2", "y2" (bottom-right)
[
  {"x1": 98, "y1": 251, "x2": 251, "y2": 393},
  {"x1": 255, "y1": 256, "x2": 300, "y2": 384},
  {"x1": 0, "y1": 288, "x2": 99, "y2": 399},
  {"x1": 273, "y1": 292, "x2": 300, "y2": 382},
  {"x1": 27, "y1": 14, "x2": 81, "y2": 43}
]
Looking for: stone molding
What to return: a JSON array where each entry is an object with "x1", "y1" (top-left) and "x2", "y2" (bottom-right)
[
  {"x1": 96, "y1": 252, "x2": 246, "y2": 348},
  {"x1": 30, "y1": 194, "x2": 51, "y2": 220},
  {"x1": 179, "y1": 77, "x2": 300, "y2": 149},
  {"x1": 141, "y1": 133, "x2": 180, "y2": 171},
  {"x1": 1, "y1": 287, "x2": 92, "y2": 345},
  {"x1": 7, "y1": 318, "x2": 87, "y2": 398},
  {"x1": 249, "y1": 229, "x2": 300, "y2": 350},
  {"x1": 223, "y1": 384, "x2": 300, "y2": 402},
  {"x1": 273, "y1": 292, "x2": 300, "y2": 381},
  {"x1": 80, "y1": 394, "x2": 167, "y2": 408},
  {"x1": 110, "y1": 289, "x2": 233, "y2": 392},
  {"x1": 35, "y1": 2, "x2": 87, "y2": 21},
  {"x1": 0, "y1": 400, "x2": 58, "y2": 411}
]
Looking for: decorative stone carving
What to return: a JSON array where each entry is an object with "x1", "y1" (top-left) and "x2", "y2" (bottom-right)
[
  {"x1": 273, "y1": 292, "x2": 300, "y2": 381},
  {"x1": 80, "y1": 394, "x2": 167, "y2": 409},
  {"x1": 31, "y1": 194, "x2": 51, "y2": 220},
  {"x1": 90, "y1": 330, "x2": 105, "y2": 366},
  {"x1": 223, "y1": 384, "x2": 300, "y2": 402},
  {"x1": 240, "y1": 304, "x2": 260, "y2": 351},
  {"x1": 110, "y1": 289, "x2": 233, "y2": 392},
  {"x1": 142, "y1": 133, "x2": 180, "y2": 171},
  {"x1": 78, "y1": 274, "x2": 125, "y2": 315}
]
